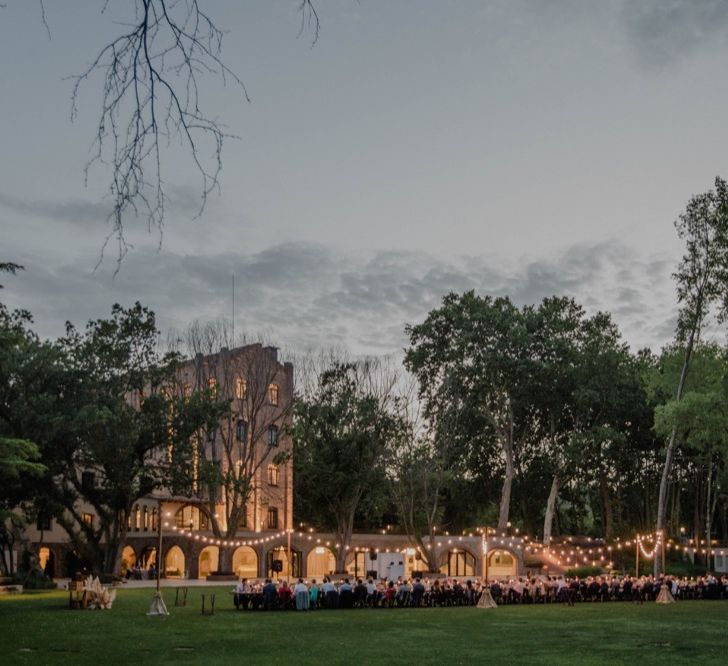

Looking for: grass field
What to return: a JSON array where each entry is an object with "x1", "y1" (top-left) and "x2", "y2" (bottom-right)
[{"x1": 3, "y1": 587, "x2": 728, "y2": 665}]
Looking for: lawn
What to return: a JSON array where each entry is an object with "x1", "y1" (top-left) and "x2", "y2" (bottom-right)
[{"x1": 2, "y1": 587, "x2": 728, "y2": 665}]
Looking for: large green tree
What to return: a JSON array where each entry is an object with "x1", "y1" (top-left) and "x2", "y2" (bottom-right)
[
  {"x1": 293, "y1": 361, "x2": 398, "y2": 572},
  {"x1": 656, "y1": 176, "x2": 728, "y2": 574}
]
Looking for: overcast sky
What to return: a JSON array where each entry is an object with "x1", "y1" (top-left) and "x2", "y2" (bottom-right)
[{"x1": 2, "y1": 1, "x2": 728, "y2": 355}]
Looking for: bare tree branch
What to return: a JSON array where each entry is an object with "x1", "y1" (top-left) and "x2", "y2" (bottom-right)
[{"x1": 69, "y1": 1, "x2": 250, "y2": 271}]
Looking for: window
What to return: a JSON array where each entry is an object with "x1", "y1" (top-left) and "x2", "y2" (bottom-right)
[
  {"x1": 81, "y1": 471, "x2": 95, "y2": 493},
  {"x1": 134, "y1": 505, "x2": 141, "y2": 530},
  {"x1": 175, "y1": 505, "x2": 209, "y2": 531},
  {"x1": 267, "y1": 465, "x2": 279, "y2": 487},
  {"x1": 36, "y1": 514, "x2": 51, "y2": 531},
  {"x1": 236, "y1": 419, "x2": 247, "y2": 442},
  {"x1": 82, "y1": 513, "x2": 94, "y2": 528},
  {"x1": 267, "y1": 507, "x2": 278, "y2": 529},
  {"x1": 237, "y1": 509, "x2": 247, "y2": 528},
  {"x1": 268, "y1": 384, "x2": 279, "y2": 405},
  {"x1": 235, "y1": 377, "x2": 247, "y2": 400},
  {"x1": 267, "y1": 425, "x2": 279, "y2": 447},
  {"x1": 143, "y1": 506, "x2": 149, "y2": 531},
  {"x1": 151, "y1": 508, "x2": 157, "y2": 532}
]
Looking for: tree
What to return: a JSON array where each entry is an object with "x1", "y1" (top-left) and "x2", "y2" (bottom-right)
[
  {"x1": 50, "y1": 303, "x2": 223, "y2": 574},
  {"x1": 175, "y1": 320, "x2": 294, "y2": 574},
  {"x1": 405, "y1": 292, "x2": 530, "y2": 530},
  {"x1": 293, "y1": 361, "x2": 398, "y2": 572},
  {"x1": 654, "y1": 344, "x2": 728, "y2": 566},
  {"x1": 655, "y1": 176, "x2": 728, "y2": 574}
]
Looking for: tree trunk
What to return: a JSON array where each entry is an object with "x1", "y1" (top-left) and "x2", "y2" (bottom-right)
[
  {"x1": 217, "y1": 547, "x2": 232, "y2": 575},
  {"x1": 543, "y1": 475, "x2": 560, "y2": 546},
  {"x1": 655, "y1": 328, "x2": 696, "y2": 575},
  {"x1": 692, "y1": 474, "x2": 702, "y2": 554},
  {"x1": 600, "y1": 473, "x2": 614, "y2": 541},
  {"x1": 498, "y1": 436, "x2": 514, "y2": 530},
  {"x1": 335, "y1": 512, "x2": 355, "y2": 573},
  {"x1": 705, "y1": 459, "x2": 712, "y2": 570}
]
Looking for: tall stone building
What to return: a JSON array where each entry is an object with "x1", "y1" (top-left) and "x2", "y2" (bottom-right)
[{"x1": 26, "y1": 342, "x2": 295, "y2": 580}]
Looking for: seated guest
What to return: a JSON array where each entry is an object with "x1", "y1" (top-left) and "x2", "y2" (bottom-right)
[
  {"x1": 277, "y1": 580, "x2": 292, "y2": 609},
  {"x1": 396, "y1": 579, "x2": 412, "y2": 607},
  {"x1": 294, "y1": 579, "x2": 310, "y2": 611},
  {"x1": 233, "y1": 578, "x2": 251, "y2": 610},
  {"x1": 262, "y1": 578, "x2": 277, "y2": 610},
  {"x1": 365, "y1": 578, "x2": 377, "y2": 607},
  {"x1": 322, "y1": 577, "x2": 338, "y2": 609},
  {"x1": 339, "y1": 578, "x2": 354, "y2": 609},
  {"x1": 309, "y1": 579, "x2": 320, "y2": 609},
  {"x1": 411, "y1": 578, "x2": 425, "y2": 607},
  {"x1": 353, "y1": 578, "x2": 368, "y2": 607}
]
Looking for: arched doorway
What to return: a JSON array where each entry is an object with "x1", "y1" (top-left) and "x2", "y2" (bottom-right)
[
  {"x1": 232, "y1": 546, "x2": 258, "y2": 579},
  {"x1": 487, "y1": 549, "x2": 517, "y2": 578},
  {"x1": 198, "y1": 546, "x2": 219, "y2": 579},
  {"x1": 140, "y1": 546, "x2": 157, "y2": 569},
  {"x1": 38, "y1": 547, "x2": 55, "y2": 578},
  {"x1": 175, "y1": 504, "x2": 210, "y2": 531},
  {"x1": 121, "y1": 545, "x2": 137, "y2": 574},
  {"x1": 307, "y1": 547, "x2": 335, "y2": 577},
  {"x1": 267, "y1": 546, "x2": 301, "y2": 579},
  {"x1": 165, "y1": 545, "x2": 185, "y2": 578},
  {"x1": 439, "y1": 549, "x2": 476, "y2": 577}
]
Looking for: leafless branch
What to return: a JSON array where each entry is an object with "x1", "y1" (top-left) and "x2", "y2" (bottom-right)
[{"x1": 70, "y1": 0, "x2": 248, "y2": 271}]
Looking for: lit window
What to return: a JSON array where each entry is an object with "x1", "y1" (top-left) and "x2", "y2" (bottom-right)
[
  {"x1": 143, "y1": 506, "x2": 149, "y2": 531},
  {"x1": 267, "y1": 465, "x2": 279, "y2": 487},
  {"x1": 151, "y1": 509, "x2": 157, "y2": 532},
  {"x1": 235, "y1": 377, "x2": 247, "y2": 400},
  {"x1": 267, "y1": 507, "x2": 278, "y2": 529},
  {"x1": 267, "y1": 425, "x2": 279, "y2": 447},
  {"x1": 134, "y1": 505, "x2": 141, "y2": 530},
  {"x1": 236, "y1": 419, "x2": 247, "y2": 442},
  {"x1": 268, "y1": 384, "x2": 279, "y2": 405},
  {"x1": 82, "y1": 513, "x2": 94, "y2": 528}
]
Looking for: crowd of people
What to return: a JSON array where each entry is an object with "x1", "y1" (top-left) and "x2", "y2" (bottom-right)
[{"x1": 231, "y1": 573, "x2": 728, "y2": 610}]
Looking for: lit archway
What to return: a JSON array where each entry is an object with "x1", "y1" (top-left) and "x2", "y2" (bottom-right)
[
  {"x1": 198, "y1": 546, "x2": 219, "y2": 579},
  {"x1": 165, "y1": 545, "x2": 185, "y2": 578},
  {"x1": 232, "y1": 546, "x2": 258, "y2": 579},
  {"x1": 439, "y1": 549, "x2": 476, "y2": 577},
  {"x1": 140, "y1": 546, "x2": 157, "y2": 568},
  {"x1": 39, "y1": 547, "x2": 55, "y2": 577},
  {"x1": 487, "y1": 549, "x2": 516, "y2": 578},
  {"x1": 307, "y1": 547, "x2": 336, "y2": 577},
  {"x1": 121, "y1": 545, "x2": 137, "y2": 574}
]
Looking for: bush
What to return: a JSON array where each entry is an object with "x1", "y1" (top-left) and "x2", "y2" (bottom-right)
[{"x1": 13, "y1": 571, "x2": 57, "y2": 590}]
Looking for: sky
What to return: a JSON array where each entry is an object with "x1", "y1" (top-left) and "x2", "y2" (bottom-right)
[{"x1": 2, "y1": 0, "x2": 728, "y2": 356}]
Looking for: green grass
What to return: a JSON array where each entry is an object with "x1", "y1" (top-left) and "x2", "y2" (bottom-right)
[{"x1": 2, "y1": 587, "x2": 728, "y2": 665}]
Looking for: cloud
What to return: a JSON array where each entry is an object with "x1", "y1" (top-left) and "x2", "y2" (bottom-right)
[
  {"x1": 1, "y1": 239, "x2": 680, "y2": 356},
  {"x1": 621, "y1": 0, "x2": 728, "y2": 67}
]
